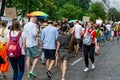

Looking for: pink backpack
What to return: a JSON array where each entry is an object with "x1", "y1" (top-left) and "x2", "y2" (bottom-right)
[{"x1": 7, "y1": 31, "x2": 22, "y2": 58}]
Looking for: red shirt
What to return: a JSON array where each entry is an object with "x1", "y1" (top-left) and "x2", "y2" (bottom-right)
[{"x1": 84, "y1": 29, "x2": 97, "y2": 43}]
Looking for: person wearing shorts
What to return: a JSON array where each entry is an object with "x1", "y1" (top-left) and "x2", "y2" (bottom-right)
[
  {"x1": 41, "y1": 21, "x2": 58, "y2": 79},
  {"x1": 23, "y1": 17, "x2": 39, "y2": 77},
  {"x1": 56, "y1": 24, "x2": 74, "y2": 80},
  {"x1": 73, "y1": 21, "x2": 82, "y2": 55}
]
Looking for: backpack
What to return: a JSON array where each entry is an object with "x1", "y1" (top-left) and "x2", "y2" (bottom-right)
[
  {"x1": 83, "y1": 30, "x2": 94, "y2": 46},
  {"x1": 7, "y1": 31, "x2": 22, "y2": 58}
]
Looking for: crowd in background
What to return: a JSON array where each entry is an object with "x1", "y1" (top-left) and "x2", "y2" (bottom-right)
[{"x1": 0, "y1": 17, "x2": 120, "y2": 80}]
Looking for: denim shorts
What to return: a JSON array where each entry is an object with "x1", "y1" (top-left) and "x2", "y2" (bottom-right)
[
  {"x1": 43, "y1": 49, "x2": 56, "y2": 60},
  {"x1": 27, "y1": 46, "x2": 39, "y2": 58},
  {"x1": 97, "y1": 37, "x2": 101, "y2": 42}
]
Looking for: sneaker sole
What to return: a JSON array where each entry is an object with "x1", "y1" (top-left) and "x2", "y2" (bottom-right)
[
  {"x1": 46, "y1": 71, "x2": 52, "y2": 78},
  {"x1": 29, "y1": 72, "x2": 37, "y2": 77}
]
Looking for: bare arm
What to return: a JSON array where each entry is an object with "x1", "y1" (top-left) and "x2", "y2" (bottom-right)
[
  {"x1": 56, "y1": 41, "x2": 60, "y2": 54},
  {"x1": 22, "y1": 37, "x2": 26, "y2": 54}
]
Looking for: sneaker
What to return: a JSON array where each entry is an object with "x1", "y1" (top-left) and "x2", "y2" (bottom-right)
[
  {"x1": 29, "y1": 71, "x2": 37, "y2": 77},
  {"x1": 27, "y1": 73, "x2": 31, "y2": 78},
  {"x1": 46, "y1": 70, "x2": 52, "y2": 78},
  {"x1": 91, "y1": 64, "x2": 95, "y2": 69},
  {"x1": 84, "y1": 67, "x2": 89, "y2": 72},
  {"x1": 62, "y1": 78, "x2": 65, "y2": 80}
]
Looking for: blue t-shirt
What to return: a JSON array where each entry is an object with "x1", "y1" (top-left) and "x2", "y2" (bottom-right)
[{"x1": 41, "y1": 25, "x2": 58, "y2": 49}]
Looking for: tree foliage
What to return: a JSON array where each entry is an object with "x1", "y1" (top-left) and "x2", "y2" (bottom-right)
[
  {"x1": 87, "y1": 2, "x2": 106, "y2": 21},
  {"x1": 6, "y1": 0, "x2": 42, "y2": 17},
  {"x1": 108, "y1": 8, "x2": 120, "y2": 21},
  {"x1": 56, "y1": 4, "x2": 83, "y2": 20},
  {"x1": 40, "y1": 0, "x2": 57, "y2": 20},
  {"x1": 2, "y1": 0, "x2": 109, "y2": 21}
]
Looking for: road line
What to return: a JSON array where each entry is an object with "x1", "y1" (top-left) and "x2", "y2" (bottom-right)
[{"x1": 71, "y1": 57, "x2": 83, "y2": 66}]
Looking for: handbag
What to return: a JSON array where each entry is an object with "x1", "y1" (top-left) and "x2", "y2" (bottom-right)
[{"x1": 0, "y1": 56, "x2": 5, "y2": 64}]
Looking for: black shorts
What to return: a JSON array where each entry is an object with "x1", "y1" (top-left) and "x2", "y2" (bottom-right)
[
  {"x1": 74, "y1": 38, "x2": 80, "y2": 45},
  {"x1": 43, "y1": 49, "x2": 56, "y2": 60}
]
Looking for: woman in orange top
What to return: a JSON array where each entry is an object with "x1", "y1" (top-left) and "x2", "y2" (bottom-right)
[{"x1": 0, "y1": 20, "x2": 9, "y2": 79}]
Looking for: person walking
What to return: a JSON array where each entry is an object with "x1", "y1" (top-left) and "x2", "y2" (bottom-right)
[
  {"x1": 7, "y1": 20, "x2": 26, "y2": 80},
  {"x1": 117, "y1": 24, "x2": 120, "y2": 42},
  {"x1": 56, "y1": 24, "x2": 74, "y2": 80},
  {"x1": 73, "y1": 21, "x2": 83, "y2": 55},
  {"x1": 41, "y1": 20, "x2": 58, "y2": 79},
  {"x1": 0, "y1": 20, "x2": 9, "y2": 79},
  {"x1": 83, "y1": 22, "x2": 97, "y2": 72},
  {"x1": 23, "y1": 17, "x2": 39, "y2": 77}
]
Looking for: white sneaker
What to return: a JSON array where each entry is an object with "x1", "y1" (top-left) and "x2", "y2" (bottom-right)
[
  {"x1": 91, "y1": 63, "x2": 95, "y2": 69},
  {"x1": 84, "y1": 67, "x2": 89, "y2": 72},
  {"x1": 62, "y1": 78, "x2": 65, "y2": 80}
]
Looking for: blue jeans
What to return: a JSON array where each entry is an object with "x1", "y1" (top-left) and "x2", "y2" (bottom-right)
[{"x1": 9, "y1": 55, "x2": 25, "y2": 80}]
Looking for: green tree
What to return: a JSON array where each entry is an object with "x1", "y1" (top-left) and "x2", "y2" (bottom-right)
[
  {"x1": 85, "y1": 13, "x2": 97, "y2": 22},
  {"x1": 56, "y1": 4, "x2": 83, "y2": 20},
  {"x1": 54, "y1": 0, "x2": 90, "y2": 11},
  {"x1": 6, "y1": 0, "x2": 42, "y2": 17},
  {"x1": 108, "y1": 8, "x2": 120, "y2": 21},
  {"x1": 79, "y1": 0, "x2": 91, "y2": 11},
  {"x1": 40, "y1": 0, "x2": 57, "y2": 20},
  {"x1": 87, "y1": 2, "x2": 106, "y2": 21}
]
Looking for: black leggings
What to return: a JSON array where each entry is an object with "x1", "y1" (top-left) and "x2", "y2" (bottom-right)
[{"x1": 83, "y1": 43, "x2": 95, "y2": 67}]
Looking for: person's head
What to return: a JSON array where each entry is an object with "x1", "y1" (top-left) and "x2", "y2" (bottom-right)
[
  {"x1": 61, "y1": 18, "x2": 66, "y2": 23},
  {"x1": 10, "y1": 20, "x2": 21, "y2": 31},
  {"x1": 53, "y1": 21, "x2": 58, "y2": 27},
  {"x1": 41, "y1": 22, "x2": 48, "y2": 29},
  {"x1": 86, "y1": 22, "x2": 91, "y2": 29},
  {"x1": 1, "y1": 20, "x2": 7, "y2": 28},
  {"x1": 47, "y1": 20, "x2": 53, "y2": 24},
  {"x1": 75, "y1": 20, "x2": 79, "y2": 24},
  {"x1": 60, "y1": 24, "x2": 67, "y2": 32},
  {"x1": 30, "y1": 16, "x2": 37, "y2": 23}
]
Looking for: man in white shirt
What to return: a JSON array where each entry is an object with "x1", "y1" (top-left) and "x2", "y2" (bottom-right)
[
  {"x1": 23, "y1": 17, "x2": 39, "y2": 77},
  {"x1": 74, "y1": 21, "x2": 83, "y2": 55},
  {"x1": 105, "y1": 23, "x2": 111, "y2": 40}
]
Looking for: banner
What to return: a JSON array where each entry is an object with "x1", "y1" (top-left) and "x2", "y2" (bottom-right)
[
  {"x1": 82, "y1": 16, "x2": 90, "y2": 23},
  {"x1": 96, "y1": 19, "x2": 102, "y2": 24},
  {"x1": 5, "y1": 8, "x2": 16, "y2": 18}
]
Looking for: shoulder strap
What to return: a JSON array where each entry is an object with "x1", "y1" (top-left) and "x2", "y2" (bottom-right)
[
  {"x1": 9, "y1": 31, "x2": 12, "y2": 41},
  {"x1": 16, "y1": 31, "x2": 22, "y2": 40}
]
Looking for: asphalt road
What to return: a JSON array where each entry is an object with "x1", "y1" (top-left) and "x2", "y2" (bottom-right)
[{"x1": 6, "y1": 40, "x2": 120, "y2": 80}]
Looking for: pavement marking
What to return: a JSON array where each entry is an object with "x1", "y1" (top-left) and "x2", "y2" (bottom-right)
[{"x1": 71, "y1": 57, "x2": 83, "y2": 66}]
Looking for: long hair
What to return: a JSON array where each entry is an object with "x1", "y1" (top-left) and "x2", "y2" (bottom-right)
[
  {"x1": 10, "y1": 20, "x2": 21, "y2": 31},
  {"x1": 1, "y1": 20, "x2": 7, "y2": 28}
]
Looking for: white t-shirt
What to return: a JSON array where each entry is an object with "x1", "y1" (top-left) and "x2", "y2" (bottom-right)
[
  {"x1": 74, "y1": 24, "x2": 82, "y2": 39},
  {"x1": 7, "y1": 31, "x2": 26, "y2": 55},
  {"x1": 105, "y1": 24, "x2": 111, "y2": 31},
  {"x1": 23, "y1": 22, "x2": 38, "y2": 47}
]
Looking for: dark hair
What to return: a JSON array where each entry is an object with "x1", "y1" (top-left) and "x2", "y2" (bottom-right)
[
  {"x1": 1, "y1": 20, "x2": 7, "y2": 28},
  {"x1": 47, "y1": 20, "x2": 53, "y2": 24},
  {"x1": 60, "y1": 24, "x2": 67, "y2": 32},
  {"x1": 10, "y1": 20, "x2": 21, "y2": 31}
]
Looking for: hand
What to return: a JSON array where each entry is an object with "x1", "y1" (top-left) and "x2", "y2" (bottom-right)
[{"x1": 55, "y1": 51, "x2": 59, "y2": 56}]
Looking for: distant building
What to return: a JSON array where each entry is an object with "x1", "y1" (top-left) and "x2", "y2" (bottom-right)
[{"x1": 91, "y1": 0, "x2": 120, "y2": 12}]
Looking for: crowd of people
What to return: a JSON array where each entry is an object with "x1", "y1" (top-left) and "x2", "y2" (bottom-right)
[{"x1": 0, "y1": 17, "x2": 120, "y2": 80}]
